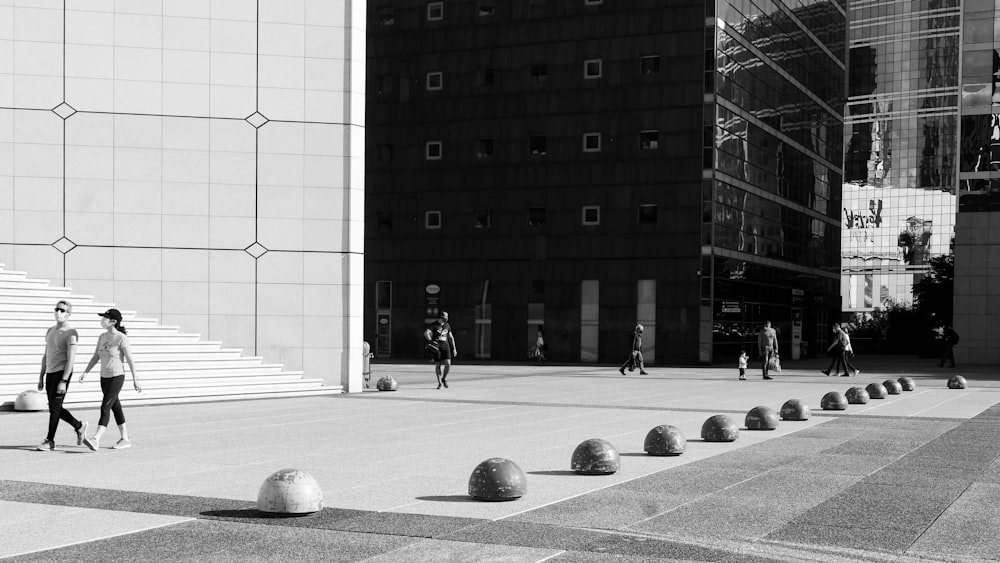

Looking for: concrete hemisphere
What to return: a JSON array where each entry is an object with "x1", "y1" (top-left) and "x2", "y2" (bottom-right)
[
  {"x1": 701, "y1": 414, "x2": 739, "y2": 442},
  {"x1": 821, "y1": 391, "x2": 848, "y2": 411},
  {"x1": 780, "y1": 399, "x2": 810, "y2": 421},
  {"x1": 571, "y1": 438, "x2": 621, "y2": 474},
  {"x1": 744, "y1": 406, "x2": 779, "y2": 430},
  {"x1": 257, "y1": 468, "x2": 324, "y2": 515},
  {"x1": 468, "y1": 458, "x2": 527, "y2": 501},
  {"x1": 898, "y1": 376, "x2": 916, "y2": 391},
  {"x1": 948, "y1": 375, "x2": 967, "y2": 389},
  {"x1": 883, "y1": 379, "x2": 902, "y2": 394},
  {"x1": 845, "y1": 386, "x2": 870, "y2": 404},
  {"x1": 865, "y1": 382, "x2": 888, "y2": 399},
  {"x1": 643, "y1": 425, "x2": 686, "y2": 455},
  {"x1": 376, "y1": 376, "x2": 398, "y2": 391},
  {"x1": 14, "y1": 390, "x2": 47, "y2": 411}
]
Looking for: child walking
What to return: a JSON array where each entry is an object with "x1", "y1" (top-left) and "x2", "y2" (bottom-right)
[{"x1": 738, "y1": 350, "x2": 748, "y2": 380}]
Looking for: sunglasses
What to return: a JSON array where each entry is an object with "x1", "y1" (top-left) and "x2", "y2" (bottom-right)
[{"x1": 54, "y1": 307, "x2": 67, "y2": 313}]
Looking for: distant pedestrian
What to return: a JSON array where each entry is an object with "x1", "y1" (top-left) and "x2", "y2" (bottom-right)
[
  {"x1": 833, "y1": 323, "x2": 859, "y2": 377},
  {"x1": 424, "y1": 311, "x2": 457, "y2": 389},
  {"x1": 533, "y1": 325, "x2": 546, "y2": 364},
  {"x1": 737, "y1": 350, "x2": 748, "y2": 380},
  {"x1": 936, "y1": 324, "x2": 958, "y2": 368},
  {"x1": 757, "y1": 321, "x2": 778, "y2": 380},
  {"x1": 78, "y1": 309, "x2": 141, "y2": 450},
  {"x1": 619, "y1": 324, "x2": 648, "y2": 375},
  {"x1": 821, "y1": 324, "x2": 846, "y2": 376},
  {"x1": 35, "y1": 300, "x2": 88, "y2": 452}
]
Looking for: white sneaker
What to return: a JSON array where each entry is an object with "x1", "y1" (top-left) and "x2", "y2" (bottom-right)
[
  {"x1": 35, "y1": 439, "x2": 55, "y2": 452},
  {"x1": 112, "y1": 439, "x2": 131, "y2": 450},
  {"x1": 82, "y1": 435, "x2": 97, "y2": 451}
]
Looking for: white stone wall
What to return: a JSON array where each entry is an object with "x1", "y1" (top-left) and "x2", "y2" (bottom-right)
[
  {"x1": 953, "y1": 212, "x2": 1000, "y2": 365},
  {"x1": 0, "y1": 0, "x2": 365, "y2": 390}
]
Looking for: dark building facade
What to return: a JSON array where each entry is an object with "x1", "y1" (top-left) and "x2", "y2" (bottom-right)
[{"x1": 365, "y1": 1, "x2": 845, "y2": 364}]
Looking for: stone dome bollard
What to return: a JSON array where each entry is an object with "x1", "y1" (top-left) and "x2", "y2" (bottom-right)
[
  {"x1": 898, "y1": 377, "x2": 916, "y2": 391},
  {"x1": 375, "y1": 376, "x2": 398, "y2": 391},
  {"x1": 883, "y1": 379, "x2": 902, "y2": 395},
  {"x1": 643, "y1": 425, "x2": 686, "y2": 456},
  {"x1": 468, "y1": 458, "x2": 527, "y2": 501},
  {"x1": 257, "y1": 469, "x2": 323, "y2": 515},
  {"x1": 780, "y1": 399, "x2": 810, "y2": 421},
  {"x1": 845, "y1": 386, "x2": 870, "y2": 404},
  {"x1": 14, "y1": 390, "x2": 47, "y2": 411},
  {"x1": 701, "y1": 414, "x2": 739, "y2": 442},
  {"x1": 865, "y1": 382, "x2": 888, "y2": 399},
  {"x1": 948, "y1": 375, "x2": 967, "y2": 389},
  {"x1": 571, "y1": 438, "x2": 620, "y2": 474},
  {"x1": 745, "y1": 406, "x2": 779, "y2": 430},
  {"x1": 821, "y1": 391, "x2": 848, "y2": 411}
]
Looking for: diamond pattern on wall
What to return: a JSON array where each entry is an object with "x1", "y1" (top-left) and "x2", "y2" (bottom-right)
[
  {"x1": 52, "y1": 237, "x2": 77, "y2": 254},
  {"x1": 51, "y1": 102, "x2": 77, "y2": 120},
  {"x1": 246, "y1": 112, "x2": 270, "y2": 129},
  {"x1": 245, "y1": 242, "x2": 269, "y2": 259}
]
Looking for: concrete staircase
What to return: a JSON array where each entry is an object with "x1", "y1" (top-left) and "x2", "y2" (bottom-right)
[{"x1": 0, "y1": 264, "x2": 341, "y2": 409}]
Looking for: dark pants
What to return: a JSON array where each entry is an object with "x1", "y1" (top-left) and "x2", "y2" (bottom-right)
[
  {"x1": 45, "y1": 371, "x2": 81, "y2": 441},
  {"x1": 939, "y1": 343, "x2": 955, "y2": 367},
  {"x1": 99, "y1": 375, "x2": 127, "y2": 427},
  {"x1": 824, "y1": 345, "x2": 845, "y2": 375},
  {"x1": 761, "y1": 347, "x2": 775, "y2": 377}
]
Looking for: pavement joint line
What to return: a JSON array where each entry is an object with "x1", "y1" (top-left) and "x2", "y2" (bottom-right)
[
  {"x1": 4, "y1": 517, "x2": 196, "y2": 560},
  {"x1": 342, "y1": 394, "x2": 968, "y2": 421}
]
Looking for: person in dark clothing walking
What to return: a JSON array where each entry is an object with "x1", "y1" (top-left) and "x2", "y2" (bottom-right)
[
  {"x1": 619, "y1": 324, "x2": 648, "y2": 375},
  {"x1": 424, "y1": 311, "x2": 457, "y2": 389},
  {"x1": 936, "y1": 324, "x2": 959, "y2": 368}
]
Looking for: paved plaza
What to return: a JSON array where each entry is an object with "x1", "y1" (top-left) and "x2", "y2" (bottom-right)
[{"x1": 2, "y1": 356, "x2": 999, "y2": 562}]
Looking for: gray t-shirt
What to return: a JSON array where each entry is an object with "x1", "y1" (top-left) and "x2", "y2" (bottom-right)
[
  {"x1": 97, "y1": 331, "x2": 131, "y2": 377},
  {"x1": 45, "y1": 325, "x2": 79, "y2": 373}
]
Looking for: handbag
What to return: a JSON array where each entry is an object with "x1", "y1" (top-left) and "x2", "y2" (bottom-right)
[{"x1": 767, "y1": 353, "x2": 781, "y2": 372}]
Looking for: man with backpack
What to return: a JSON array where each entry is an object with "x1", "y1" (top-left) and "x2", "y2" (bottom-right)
[{"x1": 937, "y1": 324, "x2": 959, "y2": 368}]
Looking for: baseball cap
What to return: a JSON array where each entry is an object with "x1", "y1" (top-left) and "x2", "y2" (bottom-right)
[{"x1": 98, "y1": 308, "x2": 123, "y2": 324}]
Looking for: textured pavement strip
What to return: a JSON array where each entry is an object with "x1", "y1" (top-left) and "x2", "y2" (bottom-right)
[{"x1": 2, "y1": 360, "x2": 999, "y2": 562}]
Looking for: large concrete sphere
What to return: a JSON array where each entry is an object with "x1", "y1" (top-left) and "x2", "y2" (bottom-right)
[
  {"x1": 883, "y1": 379, "x2": 902, "y2": 395},
  {"x1": 571, "y1": 438, "x2": 620, "y2": 474},
  {"x1": 643, "y1": 425, "x2": 686, "y2": 456},
  {"x1": 701, "y1": 414, "x2": 739, "y2": 442},
  {"x1": 376, "y1": 376, "x2": 398, "y2": 391},
  {"x1": 865, "y1": 382, "x2": 888, "y2": 399},
  {"x1": 14, "y1": 390, "x2": 46, "y2": 411},
  {"x1": 745, "y1": 406, "x2": 779, "y2": 431},
  {"x1": 468, "y1": 458, "x2": 527, "y2": 501},
  {"x1": 898, "y1": 377, "x2": 916, "y2": 391},
  {"x1": 780, "y1": 399, "x2": 811, "y2": 421},
  {"x1": 948, "y1": 375, "x2": 967, "y2": 389},
  {"x1": 821, "y1": 391, "x2": 848, "y2": 411},
  {"x1": 257, "y1": 469, "x2": 323, "y2": 515},
  {"x1": 845, "y1": 386, "x2": 870, "y2": 404}
]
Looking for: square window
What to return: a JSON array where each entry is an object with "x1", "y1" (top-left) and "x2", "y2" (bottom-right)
[
  {"x1": 638, "y1": 204, "x2": 658, "y2": 224},
  {"x1": 478, "y1": 3, "x2": 495, "y2": 16},
  {"x1": 426, "y1": 71, "x2": 443, "y2": 90},
  {"x1": 477, "y1": 67, "x2": 495, "y2": 87},
  {"x1": 476, "y1": 138, "x2": 494, "y2": 158},
  {"x1": 425, "y1": 210, "x2": 442, "y2": 229},
  {"x1": 376, "y1": 143, "x2": 393, "y2": 163},
  {"x1": 582, "y1": 206, "x2": 600, "y2": 225},
  {"x1": 426, "y1": 141, "x2": 442, "y2": 160},
  {"x1": 584, "y1": 59, "x2": 602, "y2": 79},
  {"x1": 528, "y1": 207, "x2": 546, "y2": 226},
  {"x1": 427, "y1": 1, "x2": 443, "y2": 20},
  {"x1": 529, "y1": 136, "x2": 547, "y2": 155},
  {"x1": 377, "y1": 7, "x2": 395, "y2": 26},
  {"x1": 476, "y1": 208, "x2": 493, "y2": 228},
  {"x1": 640, "y1": 54, "x2": 660, "y2": 75},
  {"x1": 640, "y1": 130, "x2": 659, "y2": 150},
  {"x1": 376, "y1": 211, "x2": 393, "y2": 231},
  {"x1": 530, "y1": 63, "x2": 548, "y2": 83},
  {"x1": 584, "y1": 0, "x2": 602, "y2": 4},
  {"x1": 582, "y1": 132, "x2": 601, "y2": 152}
]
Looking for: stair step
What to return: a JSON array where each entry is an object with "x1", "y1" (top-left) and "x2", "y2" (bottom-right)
[
  {"x1": 0, "y1": 303, "x2": 122, "y2": 313},
  {"x1": 1, "y1": 384, "x2": 341, "y2": 409},
  {"x1": 0, "y1": 350, "x2": 248, "y2": 363},
  {"x1": 0, "y1": 288, "x2": 75, "y2": 298},
  {"x1": 0, "y1": 365, "x2": 293, "y2": 382},
  {"x1": 0, "y1": 294, "x2": 95, "y2": 304},
  {"x1": 0, "y1": 359, "x2": 271, "y2": 375},
  {"x1": 0, "y1": 279, "x2": 51, "y2": 289},
  {"x1": 0, "y1": 375, "x2": 315, "y2": 394},
  {"x1": 0, "y1": 332, "x2": 197, "y2": 342},
  {"x1": 0, "y1": 342, "x2": 225, "y2": 355}
]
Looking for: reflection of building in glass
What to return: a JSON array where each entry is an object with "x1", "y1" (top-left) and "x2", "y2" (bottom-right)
[
  {"x1": 842, "y1": 1, "x2": 960, "y2": 311},
  {"x1": 365, "y1": 1, "x2": 845, "y2": 364},
  {"x1": 954, "y1": 0, "x2": 1000, "y2": 363}
]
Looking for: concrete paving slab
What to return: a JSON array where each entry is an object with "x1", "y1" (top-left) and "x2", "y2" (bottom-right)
[{"x1": 907, "y1": 483, "x2": 1000, "y2": 561}]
